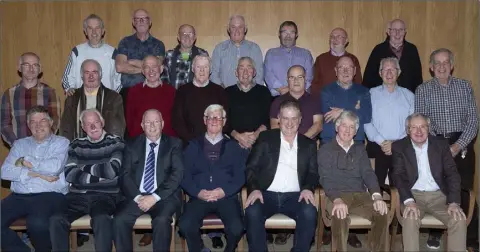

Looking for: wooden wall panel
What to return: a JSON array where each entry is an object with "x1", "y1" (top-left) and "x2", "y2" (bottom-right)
[{"x1": 1, "y1": 1, "x2": 479, "y2": 196}]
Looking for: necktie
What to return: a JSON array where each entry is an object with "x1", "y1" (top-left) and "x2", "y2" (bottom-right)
[{"x1": 143, "y1": 142, "x2": 157, "y2": 193}]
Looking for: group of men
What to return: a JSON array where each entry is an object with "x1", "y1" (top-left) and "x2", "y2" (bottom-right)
[{"x1": 0, "y1": 8, "x2": 478, "y2": 252}]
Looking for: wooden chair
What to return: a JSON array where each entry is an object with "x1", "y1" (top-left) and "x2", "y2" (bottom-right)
[
  {"x1": 317, "y1": 188, "x2": 398, "y2": 252},
  {"x1": 390, "y1": 187, "x2": 477, "y2": 251},
  {"x1": 240, "y1": 187, "x2": 321, "y2": 251}
]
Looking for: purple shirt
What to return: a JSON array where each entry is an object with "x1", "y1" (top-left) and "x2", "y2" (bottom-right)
[
  {"x1": 269, "y1": 92, "x2": 322, "y2": 135},
  {"x1": 264, "y1": 46, "x2": 314, "y2": 96}
]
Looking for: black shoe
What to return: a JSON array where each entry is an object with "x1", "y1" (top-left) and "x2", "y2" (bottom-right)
[
  {"x1": 267, "y1": 233, "x2": 274, "y2": 244},
  {"x1": 347, "y1": 233, "x2": 362, "y2": 248},
  {"x1": 322, "y1": 231, "x2": 331, "y2": 245},
  {"x1": 77, "y1": 234, "x2": 89, "y2": 247},
  {"x1": 211, "y1": 236, "x2": 224, "y2": 249},
  {"x1": 426, "y1": 233, "x2": 441, "y2": 250},
  {"x1": 274, "y1": 233, "x2": 291, "y2": 245}
]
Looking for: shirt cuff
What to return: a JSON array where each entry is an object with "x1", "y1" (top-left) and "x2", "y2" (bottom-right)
[
  {"x1": 371, "y1": 192, "x2": 382, "y2": 200},
  {"x1": 403, "y1": 198, "x2": 415, "y2": 205},
  {"x1": 152, "y1": 193, "x2": 161, "y2": 202},
  {"x1": 134, "y1": 195, "x2": 142, "y2": 203},
  {"x1": 19, "y1": 168, "x2": 30, "y2": 183}
]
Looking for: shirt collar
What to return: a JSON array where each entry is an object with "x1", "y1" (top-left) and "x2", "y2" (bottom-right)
[
  {"x1": 330, "y1": 49, "x2": 346, "y2": 57},
  {"x1": 31, "y1": 133, "x2": 53, "y2": 145},
  {"x1": 205, "y1": 133, "x2": 223, "y2": 145},
  {"x1": 280, "y1": 45, "x2": 297, "y2": 52},
  {"x1": 336, "y1": 81, "x2": 353, "y2": 90},
  {"x1": 381, "y1": 83, "x2": 398, "y2": 93},
  {"x1": 87, "y1": 130, "x2": 106, "y2": 143},
  {"x1": 411, "y1": 138, "x2": 428, "y2": 151},
  {"x1": 19, "y1": 80, "x2": 41, "y2": 89},
  {"x1": 280, "y1": 132, "x2": 298, "y2": 150},
  {"x1": 88, "y1": 41, "x2": 104, "y2": 48},
  {"x1": 193, "y1": 79, "x2": 209, "y2": 87},
  {"x1": 433, "y1": 76, "x2": 453, "y2": 86},
  {"x1": 237, "y1": 82, "x2": 255, "y2": 92},
  {"x1": 230, "y1": 39, "x2": 245, "y2": 47},
  {"x1": 336, "y1": 135, "x2": 354, "y2": 153},
  {"x1": 146, "y1": 136, "x2": 161, "y2": 147},
  {"x1": 143, "y1": 80, "x2": 163, "y2": 88}
]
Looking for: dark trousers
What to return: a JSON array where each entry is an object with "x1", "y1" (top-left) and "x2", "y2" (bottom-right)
[
  {"x1": 366, "y1": 141, "x2": 394, "y2": 189},
  {"x1": 113, "y1": 192, "x2": 180, "y2": 252},
  {"x1": 1, "y1": 192, "x2": 66, "y2": 252},
  {"x1": 178, "y1": 197, "x2": 244, "y2": 252},
  {"x1": 245, "y1": 191, "x2": 317, "y2": 252},
  {"x1": 50, "y1": 192, "x2": 119, "y2": 252}
]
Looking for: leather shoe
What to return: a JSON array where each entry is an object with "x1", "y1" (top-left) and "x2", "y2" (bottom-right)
[
  {"x1": 347, "y1": 233, "x2": 362, "y2": 248},
  {"x1": 77, "y1": 234, "x2": 89, "y2": 247},
  {"x1": 322, "y1": 231, "x2": 331, "y2": 245},
  {"x1": 138, "y1": 233, "x2": 152, "y2": 247},
  {"x1": 211, "y1": 236, "x2": 224, "y2": 249},
  {"x1": 274, "y1": 233, "x2": 291, "y2": 245},
  {"x1": 267, "y1": 233, "x2": 274, "y2": 244}
]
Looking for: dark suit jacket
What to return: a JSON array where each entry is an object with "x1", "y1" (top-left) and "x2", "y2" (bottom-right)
[
  {"x1": 121, "y1": 134, "x2": 184, "y2": 201},
  {"x1": 362, "y1": 38, "x2": 423, "y2": 93},
  {"x1": 246, "y1": 129, "x2": 319, "y2": 194},
  {"x1": 391, "y1": 136, "x2": 461, "y2": 204}
]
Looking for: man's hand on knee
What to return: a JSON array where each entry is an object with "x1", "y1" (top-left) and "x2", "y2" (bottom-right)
[{"x1": 332, "y1": 198, "x2": 348, "y2": 219}]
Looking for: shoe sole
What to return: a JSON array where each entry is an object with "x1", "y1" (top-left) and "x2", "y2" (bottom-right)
[{"x1": 426, "y1": 244, "x2": 441, "y2": 250}]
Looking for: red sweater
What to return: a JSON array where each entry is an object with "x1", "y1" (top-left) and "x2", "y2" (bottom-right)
[{"x1": 126, "y1": 82, "x2": 176, "y2": 137}]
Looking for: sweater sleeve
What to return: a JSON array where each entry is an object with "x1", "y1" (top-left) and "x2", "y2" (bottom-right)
[{"x1": 172, "y1": 88, "x2": 194, "y2": 142}]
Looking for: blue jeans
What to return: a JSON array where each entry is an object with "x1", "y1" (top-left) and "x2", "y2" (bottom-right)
[{"x1": 245, "y1": 191, "x2": 317, "y2": 252}]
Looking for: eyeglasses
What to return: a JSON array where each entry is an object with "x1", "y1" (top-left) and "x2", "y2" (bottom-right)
[
  {"x1": 180, "y1": 32, "x2": 195, "y2": 38},
  {"x1": 143, "y1": 120, "x2": 161, "y2": 127},
  {"x1": 288, "y1": 75, "x2": 305, "y2": 81},
  {"x1": 389, "y1": 28, "x2": 405, "y2": 34},
  {"x1": 20, "y1": 63, "x2": 40, "y2": 69},
  {"x1": 133, "y1": 17, "x2": 150, "y2": 23},
  {"x1": 29, "y1": 118, "x2": 50, "y2": 127},
  {"x1": 433, "y1": 61, "x2": 451, "y2": 68},
  {"x1": 279, "y1": 116, "x2": 300, "y2": 123},
  {"x1": 409, "y1": 125, "x2": 428, "y2": 131},
  {"x1": 280, "y1": 30, "x2": 296, "y2": 36},
  {"x1": 381, "y1": 68, "x2": 398, "y2": 73},
  {"x1": 336, "y1": 66, "x2": 355, "y2": 72},
  {"x1": 330, "y1": 35, "x2": 346, "y2": 40},
  {"x1": 205, "y1": 116, "x2": 225, "y2": 122}
]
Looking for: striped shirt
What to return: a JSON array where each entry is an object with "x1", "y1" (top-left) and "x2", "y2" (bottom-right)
[
  {"x1": 65, "y1": 131, "x2": 124, "y2": 194},
  {"x1": 211, "y1": 39, "x2": 264, "y2": 87},
  {"x1": 0, "y1": 81, "x2": 61, "y2": 147},
  {"x1": 415, "y1": 77, "x2": 479, "y2": 149}
]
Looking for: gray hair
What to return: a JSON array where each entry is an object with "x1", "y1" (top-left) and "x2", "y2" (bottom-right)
[
  {"x1": 228, "y1": 14, "x2": 246, "y2": 27},
  {"x1": 142, "y1": 109, "x2": 163, "y2": 122},
  {"x1": 26, "y1": 105, "x2": 51, "y2": 122},
  {"x1": 192, "y1": 55, "x2": 212, "y2": 69},
  {"x1": 237, "y1": 56, "x2": 256, "y2": 70},
  {"x1": 204, "y1": 104, "x2": 226, "y2": 118},
  {"x1": 18, "y1": 52, "x2": 41, "y2": 68},
  {"x1": 142, "y1": 55, "x2": 164, "y2": 66},
  {"x1": 429, "y1": 48, "x2": 454, "y2": 66},
  {"x1": 335, "y1": 110, "x2": 360, "y2": 131},
  {"x1": 80, "y1": 59, "x2": 103, "y2": 79},
  {"x1": 83, "y1": 14, "x2": 105, "y2": 30},
  {"x1": 405, "y1": 112, "x2": 431, "y2": 133},
  {"x1": 79, "y1": 108, "x2": 105, "y2": 126},
  {"x1": 379, "y1": 57, "x2": 401, "y2": 73}
]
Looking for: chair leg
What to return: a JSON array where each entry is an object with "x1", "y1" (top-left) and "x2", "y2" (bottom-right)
[
  {"x1": 443, "y1": 230, "x2": 448, "y2": 252},
  {"x1": 70, "y1": 231, "x2": 78, "y2": 252},
  {"x1": 390, "y1": 217, "x2": 399, "y2": 251},
  {"x1": 170, "y1": 227, "x2": 175, "y2": 252},
  {"x1": 131, "y1": 231, "x2": 136, "y2": 252},
  {"x1": 317, "y1": 219, "x2": 325, "y2": 251},
  {"x1": 237, "y1": 235, "x2": 244, "y2": 252},
  {"x1": 182, "y1": 236, "x2": 188, "y2": 252}
]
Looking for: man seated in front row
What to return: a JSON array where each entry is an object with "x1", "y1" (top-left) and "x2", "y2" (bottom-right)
[
  {"x1": 50, "y1": 108, "x2": 124, "y2": 252},
  {"x1": 114, "y1": 109, "x2": 184, "y2": 252},
  {"x1": 318, "y1": 110, "x2": 389, "y2": 252},
  {"x1": 392, "y1": 113, "x2": 467, "y2": 252},
  {"x1": 1, "y1": 106, "x2": 69, "y2": 252},
  {"x1": 245, "y1": 100, "x2": 319, "y2": 252},
  {"x1": 179, "y1": 104, "x2": 246, "y2": 252}
]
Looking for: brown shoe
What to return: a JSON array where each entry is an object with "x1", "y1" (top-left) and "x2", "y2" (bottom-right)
[
  {"x1": 138, "y1": 233, "x2": 153, "y2": 247},
  {"x1": 274, "y1": 233, "x2": 291, "y2": 245}
]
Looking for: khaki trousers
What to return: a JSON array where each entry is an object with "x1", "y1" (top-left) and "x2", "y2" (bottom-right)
[
  {"x1": 401, "y1": 190, "x2": 466, "y2": 252},
  {"x1": 326, "y1": 192, "x2": 389, "y2": 252}
]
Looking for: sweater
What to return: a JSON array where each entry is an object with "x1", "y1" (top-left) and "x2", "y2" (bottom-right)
[
  {"x1": 225, "y1": 84, "x2": 271, "y2": 133},
  {"x1": 65, "y1": 132, "x2": 124, "y2": 194},
  {"x1": 181, "y1": 136, "x2": 247, "y2": 199},
  {"x1": 317, "y1": 140, "x2": 380, "y2": 201},
  {"x1": 311, "y1": 51, "x2": 363, "y2": 97},
  {"x1": 171, "y1": 82, "x2": 229, "y2": 144},
  {"x1": 362, "y1": 38, "x2": 423, "y2": 93},
  {"x1": 126, "y1": 82, "x2": 176, "y2": 138},
  {"x1": 62, "y1": 42, "x2": 121, "y2": 92},
  {"x1": 320, "y1": 82, "x2": 372, "y2": 141}
]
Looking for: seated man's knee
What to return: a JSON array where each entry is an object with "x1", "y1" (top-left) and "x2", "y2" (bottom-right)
[
  {"x1": 27, "y1": 216, "x2": 50, "y2": 233},
  {"x1": 372, "y1": 211, "x2": 389, "y2": 224},
  {"x1": 299, "y1": 203, "x2": 317, "y2": 222},
  {"x1": 448, "y1": 217, "x2": 466, "y2": 231},
  {"x1": 245, "y1": 202, "x2": 263, "y2": 222},
  {"x1": 49, "y1": 214, "x2": 68, "y2": 229},
  {"x1": 91, "y1": 214, "x2": 113, "y2": 227},
  {"x1": 225, "y1": 219, "x2": 244, "y2": 238},
  {"x1": 152, "y1": 215, "x2": 172, "y2": 228}
]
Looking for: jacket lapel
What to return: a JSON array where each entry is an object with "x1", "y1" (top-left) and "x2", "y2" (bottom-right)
[
  {"x1": 155, "y1": 136, "x2": 167, "y2": 186},
  {"x1": 427, "y1": 137, "x2": 439, "y2": 181},
  {"x1": 404, "y1": 141, "x2": 419, "y2": 180},
  {"x1": 270, "y1": 131, "x2": 281, "y2": 171},
  {"x1": 135, "y1": 135, "x2": 147, "y2": 184}
]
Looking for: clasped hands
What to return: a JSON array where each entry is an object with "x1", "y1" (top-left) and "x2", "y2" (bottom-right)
[
  {"x1": 403, "y1": 201, "x2": 465, "y2": 221},
  {"x1": 136, "y1": 195, "x2": 158, "y2": 212},
  {"x1": 198, "y1": 188, "x2": 226, "y2": 202},
  {"x1": 15, "y1": 157, "x2": 58, "y2": 182},
  {"x1": 331, "y1": 196, "x2": 388, "y2": 219}
]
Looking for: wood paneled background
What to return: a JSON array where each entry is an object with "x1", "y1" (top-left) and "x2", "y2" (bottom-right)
[{"x1": 1, "y1": 1, "x2": 479, "y2": 196}]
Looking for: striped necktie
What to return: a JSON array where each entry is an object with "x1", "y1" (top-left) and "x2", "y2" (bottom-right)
[{"x1": 143, "y1": 142, "x2": 157, "y2": 193}]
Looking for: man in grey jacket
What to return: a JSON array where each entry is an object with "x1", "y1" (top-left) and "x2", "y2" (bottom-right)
[{"x1": 318, "y1": 110, "x2": 389, "y2": 252}]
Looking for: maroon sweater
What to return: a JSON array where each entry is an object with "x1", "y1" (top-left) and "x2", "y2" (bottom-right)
[
  {"x1": 126, "y1": 82, "x2": 176, "y2": 137},
  {"x1": 171, "y1": 82, "x2": 228, "y2": 143}
]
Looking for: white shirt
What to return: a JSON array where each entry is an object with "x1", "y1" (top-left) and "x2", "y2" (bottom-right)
[
  {"x1": 267, "y1": 133, "x2": 300, "y2": 193},
  {"x1": 404, "y1": 139, "x2": 440, "y2": 204},
  {"x1": 135, "y1": 137, "x2": 161, "y2": 202},
  {"x1": 205, "y1": 133, "x2": 223, "y2": 145}
]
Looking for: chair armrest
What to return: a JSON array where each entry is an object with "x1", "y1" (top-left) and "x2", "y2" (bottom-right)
[
  {"x1": 319, "y1": 188, "x2": 331, "y2": 227},
  {"x1": 466, "y1": 189, "x2": 476, "y2": 225},
  {"x1": 314, "y1": 187, "x2": 320, "y2": 210},
  {"x1": 241, "y1": 187, "x2": 248, "y2": 210},
  {"x1": 388, "y1": 187, "x2": 399, "y2": 225}
]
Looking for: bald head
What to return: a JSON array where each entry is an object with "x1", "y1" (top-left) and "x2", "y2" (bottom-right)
[
  {"x1": 133, "y1": 9, "x2": 149, "y2": 18},
  {"x1": 132, "y1": 9, "x2": 151, "y2": 34},
  {"x1": 329, "y1": 27, "x2": 348, "y2": 51},
  {"x1": 387, "y1": 19, "x2": 406, "y2": 46}
]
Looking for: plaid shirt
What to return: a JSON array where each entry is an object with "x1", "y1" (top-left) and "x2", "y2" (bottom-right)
[
  {"x1": 0, "y1": 81, "x2": 61, "y2": 146},
  {"x1": 415, "y1": 76, "x2": 479, "y2": 149},
  {"x1": 161, "y1": 46, "x2": 208, "y2": 89}
]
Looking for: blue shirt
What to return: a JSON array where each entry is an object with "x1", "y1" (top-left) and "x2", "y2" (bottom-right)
[
  {"x1": 1, "y1": 134, "x2": 69, "y2": 194},
  {"x1": 365, "y1": 85, "x2": 414, "y2": 145},
  {"x1": 264, "y1": 46, "x2": 314, "y2": 96},
  {"x1": 320, "y1": 82, "x2": 372, "y2": 141},
  {"x1": 117, "y1": 34, "x2": 166, "y2": 88},
  {"x1": 211, "y1": 39, "x2": 264, "y2": 87}
]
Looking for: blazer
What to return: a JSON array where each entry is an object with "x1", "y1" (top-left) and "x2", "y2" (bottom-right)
[
  {"x1": 246, "y1": 129, "x2": 319, "y2": 194},
  {"x1": 362, "y1": 38, "x2": 423, "y2": 93},
  {"x1": 121, "y1": 134, "x2": 184, "y2": 201},
  {"x1": 391, "y1": 136, "x2": 461, "y2": 204}
]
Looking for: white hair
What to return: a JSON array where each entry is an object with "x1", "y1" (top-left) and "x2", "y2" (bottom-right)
[
  {"x1": 204, "y1": 104, "x2": 226, "y2": 118},
  {"x1": 80, "y1": 59, "x2": 103, "y2": 79},
  {"x1": 335, "y1": 110, "x2": 360, "y2": 131},
  {"x1": 79, "y1": 108, "x2": 105, "y2": 126},
  {"x1": 379, "y1": 57, "x2": 401, "y2": 73}
]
